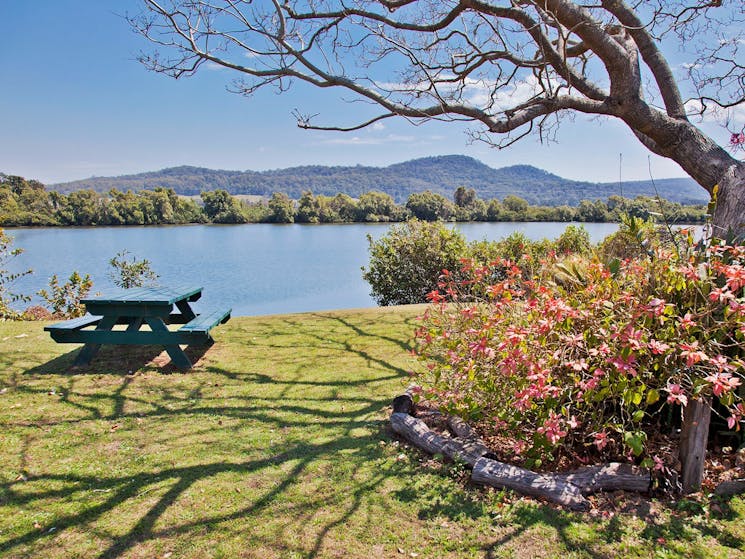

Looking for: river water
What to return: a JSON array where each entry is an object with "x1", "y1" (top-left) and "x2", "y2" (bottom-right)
[{"x1": 5, "y1": 222, "x2": 618, "y2": 316}]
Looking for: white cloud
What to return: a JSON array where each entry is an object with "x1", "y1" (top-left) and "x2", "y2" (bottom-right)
[
  {"x1": 684, "y1": 100, "x2": 745, "y2": 124},
  {"x1": 318, "y1": 133, "x2": 415, "y2": 145},
  {"x1": 375, "y1": 74, "x2": 560, "y2": 115}
]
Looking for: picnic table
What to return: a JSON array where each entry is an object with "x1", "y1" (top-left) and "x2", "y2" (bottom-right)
[{"x1": 44, "y1": 285, "x2": 231, "y2": 369}]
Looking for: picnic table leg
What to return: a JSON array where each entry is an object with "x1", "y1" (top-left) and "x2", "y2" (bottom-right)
[
  {"x1": 73, "y1": 315, "x2": 118, "y2": 366},
  {"x1": 175, "y1": 300, "x2": 197, "y2": 321},
  {"x1": 144, "y1": 317, "x2": 193, "y2": 370},
  {"x1": 126, "y1": 318, "x2": 143, "y2": 332}
]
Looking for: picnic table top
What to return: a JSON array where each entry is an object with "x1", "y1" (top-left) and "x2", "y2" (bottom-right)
[{"x1": 81, "y1": 285, "x2": 203, "y2": 306}]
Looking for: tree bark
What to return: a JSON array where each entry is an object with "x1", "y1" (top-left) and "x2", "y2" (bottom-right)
[
  {"x1": 390, "y1": 412, "x2": 490, "y2": 466},
  {"x1": 711, "y1": 163, "x2": 745, "y2": 240},
  {"x1": 472, "y1": 456, "x2": 590, "y2": 511},
  {"x1": 714, "y1": 479, "x2": 745, "y2": 497},
  {"x1": 679, "y1": 397, "x2": 712, "y2": 494}
]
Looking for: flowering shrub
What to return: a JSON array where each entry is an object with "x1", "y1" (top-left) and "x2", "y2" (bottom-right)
[{"x1": 413, "y1": 230, "x2": 745, "y2": 469}]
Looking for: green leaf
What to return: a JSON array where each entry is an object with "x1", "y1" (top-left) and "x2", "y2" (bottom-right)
[
  {"x1": 624, "y1": 431, "x2": 646, "y2": 456},
  {"x1": 632, "y1": 410, "x2": 645, "y2": 422},
  {"x1": 646, "y1": 389, "x2": 660, "y2": 405},
  {"x1": 608, "y1": 258, "x2": 621, "y2": 276}
]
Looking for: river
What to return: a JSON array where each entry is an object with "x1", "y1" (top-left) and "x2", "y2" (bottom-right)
[{"x1": 5, "y1": 222, "x2": 618, "y2": 316}]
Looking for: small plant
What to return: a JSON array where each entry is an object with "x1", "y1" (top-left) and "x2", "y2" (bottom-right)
[
  {"x1": 109, "y1": 250, "x2": 158, "y2": 289},
  {"x1": 0, "y1": 228, "x2": 32, "y2": 319},
  {"x1": 38, "y1": 271, "x2": 93, "y2": 318}
]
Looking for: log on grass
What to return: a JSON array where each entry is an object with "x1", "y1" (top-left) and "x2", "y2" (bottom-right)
[
  {"x1": 390, "y1": 412, "x2": 489, "y2": 466},
  {"x1": 558, "y1": 463, "x2": 651, "y2": 494},
  {"x1": 472, "y1": 456, "x2": 590, "y2": 511},
  {"x1": 714, "y1": 479, "x2": 745, "y2": 497}
]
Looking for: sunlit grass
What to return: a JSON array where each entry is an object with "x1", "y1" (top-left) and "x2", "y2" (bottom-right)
[{"x1": 1, "y1": 307, "x2": 743, "y2": 558}]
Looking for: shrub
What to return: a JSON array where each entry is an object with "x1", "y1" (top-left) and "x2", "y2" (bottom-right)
[
  {"x1": 109, "y1": 251, "x2": 158, "y2": 289},
  {"x1": 413, "y1": 231, "x2": 745, "y2": 469},
  {"x1": 0, "y1": 228, "x2": 31, "y2": 319},
  {"x1": 38, "y1": 271, "x2": 93, "y2": 318},
  {"x1": 555, "y1": 225, "x2": 592, "y2": 256},
  {"x1": 362, "y1": 220, "x2": 468, "y2": 306}
]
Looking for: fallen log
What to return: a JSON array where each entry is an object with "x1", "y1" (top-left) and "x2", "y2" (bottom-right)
[
  {"x1": 558, "y1": 463, "x2": 651, "y2": 495},
  {"x1": 390, "y1": 394, "x2": 653, "y2": 510},
  {"x1": 472, "y1": 456, "x2": 590, "y2": 511},
  {"x1": 390, "y1": 412, "x2": 489, "y2": 466},
  {"x1": 714, "y1": 479, "x2": 745, "y2": 497}
]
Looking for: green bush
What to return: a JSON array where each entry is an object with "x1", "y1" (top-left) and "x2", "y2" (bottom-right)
[
  {"x1": 38, "y1": 271, "x2": 93, "y2": 318},
  {"x1": 555, "y1": 225, "x2": 592, "y2": 255},
  {"x1": 109, "y1": 251, "x2": 158, "y2": 289},
  {"x1": 0, "y1": 228, "x2": 31, "y2": 319},
  {"x1": 362, "y1": 220, "x2": 468, "y2": 305}
]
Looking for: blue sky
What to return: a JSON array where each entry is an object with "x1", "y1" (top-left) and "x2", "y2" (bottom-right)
[{"x1": 0, "y1": 1, "x2": 734, "y2": 186}]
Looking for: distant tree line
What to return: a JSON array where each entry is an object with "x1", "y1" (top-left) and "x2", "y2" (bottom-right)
[{"x1": 0, "y1": 174, "x2": 707, "y2": 227}]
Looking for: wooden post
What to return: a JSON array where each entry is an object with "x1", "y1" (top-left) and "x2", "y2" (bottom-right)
[{"x1": 679, "y1": 397, "x2": 711, "y2": 494}]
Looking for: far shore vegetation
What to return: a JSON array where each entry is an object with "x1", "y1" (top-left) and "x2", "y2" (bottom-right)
[{"x1": 1, "y1": 173, "x2": 707, "y2": 227}]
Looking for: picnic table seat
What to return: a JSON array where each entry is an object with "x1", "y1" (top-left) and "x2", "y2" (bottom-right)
[{"x1": 178, "y1": 307, "x2": 231, "y2": 343}]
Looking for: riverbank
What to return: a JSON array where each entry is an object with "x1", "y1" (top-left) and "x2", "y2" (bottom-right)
[{"x1": 1, "y1": 307, "x2": 742, "y2": 558}]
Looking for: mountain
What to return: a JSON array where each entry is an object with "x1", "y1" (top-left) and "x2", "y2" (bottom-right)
[{"x1": 50, "y1": 155, "x2": 708, "y2": 206}]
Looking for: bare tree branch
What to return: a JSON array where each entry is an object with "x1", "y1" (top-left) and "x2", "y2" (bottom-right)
[{"x1": 131, "y1": 0, "x2": 744, "y2": 223}]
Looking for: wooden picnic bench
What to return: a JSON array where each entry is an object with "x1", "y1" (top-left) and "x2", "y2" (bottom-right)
[{"x1": 45, "y1": 285, "x2": 230, "y2": 369}]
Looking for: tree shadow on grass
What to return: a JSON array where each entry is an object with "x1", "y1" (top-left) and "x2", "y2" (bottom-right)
[
  {"x1": 2, "y1": 315, "x2": 419, "y2": 559},
  {"x1": 0, "y1": 376, "x2": 415, "y2": 559},
  {"x1": 23, "y1": 344, "x2": 214, "y2": 376}
]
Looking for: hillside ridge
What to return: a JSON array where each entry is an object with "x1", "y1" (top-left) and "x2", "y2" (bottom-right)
[{"x1": 49, "y1": 155, "x2": 708, "y2": 206}]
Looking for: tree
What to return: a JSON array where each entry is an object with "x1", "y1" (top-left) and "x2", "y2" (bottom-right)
[
  {"x1": 268, "y1": 192, "x2": 295, "y2": 223},
  {"x1": 296, "y1": 190, "x2": 322, "y2": 223},
  {"x1": 406, "y1": 191, "x2": 455, "y2": 221},
  {"x1": 201, "y1": 189, "x2": 248, "y2": 223},
  {"x1": 0, "y1": 228, "x2": 32, "y2": 319},
  {"x1": 133, "y1": 1, "x2": 744, "y2": 235},
  {"x1": 356, "y1": 191, "x2": 402, "y2": 222}
]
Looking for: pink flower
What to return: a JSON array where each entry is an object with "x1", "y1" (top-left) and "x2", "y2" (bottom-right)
[
  {"x1": 645, "y1": 298, "x2": 667, "y2": 317},
  {"x1": 512, "y1": 440, "x2": 527, "y2": 455},
  {"x1": 653, "y1": 455, "x2": 665, "y2": 471},
  {"x1": 727, "y1": 403, "x2": 744, "y2": 430},
  {"x1": 608, "y1": 354, "x2": 638, "y2": 376},
  {"x1": 679, "y1": 313, "x2": 696, "y2": 329},
  {"x1": 704, "y1": 371, "x2": 741, "y2": 397},
  {"x1": 593, "y1": 431, "x2": 609, "y2": 451},
  {"x1": 679, "y1": 342, "x2": 708, "y2": 368},
  {"x1": 709, "y1": 287, "x2": 734, "y2": 303},
  {"x1": 426, "y1": 290, "x2": 445, "y2": 303},
  {"x1": 665, "y1": 384, "x2": 688, "y2": 406},
  {"x1": 648, "y1": 339, "x2": 670, "y2": 355},
  {"x1": 537, "y1": 412, "x2": 567, "y2": 445}
]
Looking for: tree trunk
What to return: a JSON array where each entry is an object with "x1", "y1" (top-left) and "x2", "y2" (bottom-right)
[
  {"x1": 711, "y1": 163, "x2": 745, "y2": 240},
  {"x1": 679, "y1": 397, "x2": 712, "y2": 494}
]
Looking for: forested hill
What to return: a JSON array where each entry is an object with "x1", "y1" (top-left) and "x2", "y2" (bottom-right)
[{"x1": 51, "y1": 155, "x2": 708, "y2": 206}]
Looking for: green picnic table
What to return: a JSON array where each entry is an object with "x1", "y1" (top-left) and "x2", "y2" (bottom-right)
[{"x1": 44, "y1": 285, "x2": 231, "y2": 369}]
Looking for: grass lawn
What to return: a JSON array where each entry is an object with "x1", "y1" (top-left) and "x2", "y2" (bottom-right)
[{"x1": 1, "y1": 306, "x2": 743, "y2": 559}]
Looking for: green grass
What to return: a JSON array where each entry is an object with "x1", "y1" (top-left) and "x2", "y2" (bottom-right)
[{"x1": 1, "y1": 306, "x2": 743, "y2": 559}]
